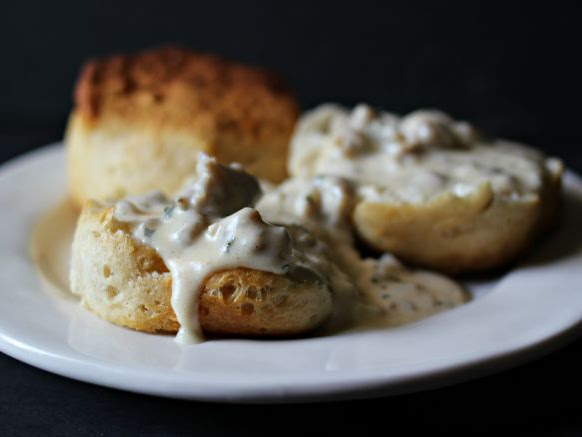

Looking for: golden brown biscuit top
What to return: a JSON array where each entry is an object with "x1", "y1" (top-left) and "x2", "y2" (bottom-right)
[{"x1": 74, "y1": 45, "x2": 298, "y2": 141}]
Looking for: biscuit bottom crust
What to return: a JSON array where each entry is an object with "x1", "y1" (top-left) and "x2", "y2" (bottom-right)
[
  {"x1": 70, "y1": 201, "x2": 333, "y2": 336},
  {"x1": 353, "y1": 175, "x2": 562, "y2": 273}
]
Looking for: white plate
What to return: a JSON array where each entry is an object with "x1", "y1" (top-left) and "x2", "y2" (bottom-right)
[{"x1": 1, "y1": 143, "x2": 582, "y2": 403}]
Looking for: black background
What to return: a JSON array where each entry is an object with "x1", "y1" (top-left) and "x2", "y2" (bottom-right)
[{"x1": 1, "y1": 1, "x2": 582, "y2": 435}]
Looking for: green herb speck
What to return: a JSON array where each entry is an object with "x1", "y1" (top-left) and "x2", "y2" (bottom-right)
[
  {"x1": 144, "y1": 227, "x2": 155, "y2": 238},
  {"x1": 163, "y1": 206, "x2": 174, "y2": 219}
]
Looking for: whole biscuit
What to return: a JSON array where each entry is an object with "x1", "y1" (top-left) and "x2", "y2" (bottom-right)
[
  {"x1": 70, "y1": 200, "x2": 333, "y2": 336},
  {"x1": 289, "y1": 104, "x2": 564, "y2": 273},
  {"x1": 67, "y1": 46, "x2": 298, "y2": 206}
]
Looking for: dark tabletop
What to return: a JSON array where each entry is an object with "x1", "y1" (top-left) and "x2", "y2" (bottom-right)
[{"x1": 1, "y1": 1, "x2": 582, "y2": 435}]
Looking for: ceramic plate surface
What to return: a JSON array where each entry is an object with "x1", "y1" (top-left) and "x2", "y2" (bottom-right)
[{"x1": 1, "y1": 143, "x2": 581, "y2": 403}]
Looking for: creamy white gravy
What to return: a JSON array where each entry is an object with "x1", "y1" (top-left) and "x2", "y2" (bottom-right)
[
  {"x1": 257, "y1": 175, "x2": 467, "y2": 332},
  {"x1": 111, "y1": 152, "x2": 466, "y2": 343},
  {"x1": 113, "y1": 154, "x2": 350, "y2": 343},
  {"x1": 30, "y1": 156, "x2": 468, "y2": 344},
  {"x1": 289, "y1": 104, "x2": 562, "y2": 204}
]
